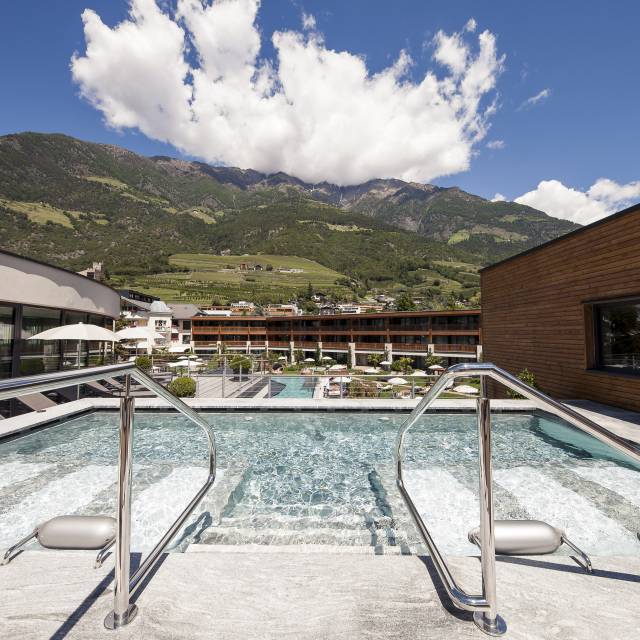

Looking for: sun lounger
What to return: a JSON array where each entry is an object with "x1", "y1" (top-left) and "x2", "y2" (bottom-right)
[{"x1": 17, "y1": 393, "x2": 57, "y2": 412}]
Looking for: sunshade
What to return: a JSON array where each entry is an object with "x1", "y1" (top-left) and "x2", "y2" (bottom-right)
[
  {"x1": 453, "y1": 384, "x2": 479, "y2": 394},
  {"x1": 29, "y1": 322, "x2": 119, "y2": 342}
]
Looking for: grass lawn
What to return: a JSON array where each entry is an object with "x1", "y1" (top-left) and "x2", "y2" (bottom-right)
[{"x1": 112, "y1": 253, "x2": 353, "y2": 303}]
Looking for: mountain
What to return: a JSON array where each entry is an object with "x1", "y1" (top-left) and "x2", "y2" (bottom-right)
[{"x1": 0, "y1": 132, "x2": 578, "y2": 304}]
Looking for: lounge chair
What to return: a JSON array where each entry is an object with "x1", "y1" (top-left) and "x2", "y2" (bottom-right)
[{"x1": 17, "y1": 393, "x2": 57, "y2": 413}]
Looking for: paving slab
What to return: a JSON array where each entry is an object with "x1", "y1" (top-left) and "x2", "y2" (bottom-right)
[{"x1": 1, "y1": 550, "x2": 639, "y2": 639}]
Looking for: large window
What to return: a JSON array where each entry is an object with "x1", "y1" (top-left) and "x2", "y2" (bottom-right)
[
  {"x1": 595, "y1": 299, "x2": 640, "y2": 375},
  {"x1": 20, "y1": 305, "x2": 61, "y2": 374},
  {"x1": 0, "y1": 305, "x2": 14, "y2": 379}
]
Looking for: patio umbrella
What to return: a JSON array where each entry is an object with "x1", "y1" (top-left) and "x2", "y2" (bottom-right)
[
  {"x1": 428, "y1": 364, "x2": 444, "y2": 371},
  {"x1": 364, "y1": 367, "x2": 379, "y2": 374},
  {"x1": 28, "y1": 322, "x2": 120, "y2": 369},
  {"x1": 388, "y1": 377, "x2": 408, "y2": 385},
  {"x1": 321, "y1": 356, "x2": 333, "y2": 361},
  {"x1": 278, "y1": 356, "x2": 287, "y2": 360},
  {"x1": 330, "y1": 376, "x2": 352, "y2": 384},
  {"x1": 453, "y1": 384, "x2": 479, "y2": 395},
  {"x1": 168, "y1": 344, "x2": 191, "y2": 353},
  {"x1": 329, "y1": 363, "x2": 347, "y2": 370},
  {"x1": 304, "y1": 357, "x2": 315, "y2": 363},
  {"x1": 379, "y1": 360, "x2": 391, "y2": 366},
  {"x1": 410, "y1": 370, "x2": 428, "y2": 377}
]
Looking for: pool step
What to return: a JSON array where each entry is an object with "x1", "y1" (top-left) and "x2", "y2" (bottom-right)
[{"x1": 200, "y1": 525, "x2": 381, "y2": 547}]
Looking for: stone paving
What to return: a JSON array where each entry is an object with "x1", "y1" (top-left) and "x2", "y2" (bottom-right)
[{"x1": 1, "y1": 549, "x2": 639, "y2": 639}]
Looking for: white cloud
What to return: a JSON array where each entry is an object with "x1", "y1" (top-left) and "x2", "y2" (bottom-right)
[
  {"x1": 464, "y1": 18, "x2": 477, "y2": 32},
  {"x1": 518, "y1": 88, "x2": 550, "y2": 110},
  {"x1": 486, "y1": 139, "x2": 504, "y2": 150},
  {"x1": 71, "y1": 1, "x2": 504, "y2": 186},
  {"x1": 491, "y1": 192, "x2": 506, "y2": 202},
  {"x1": 514, "y1": 178, "x2": 640, "y2": 224},
  {"x1": 301, "y1": 12, "x2": 316, "y2": 30}
]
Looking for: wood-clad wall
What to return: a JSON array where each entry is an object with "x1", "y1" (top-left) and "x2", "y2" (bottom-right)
[{"x1": 480, "y1": 205, "x2": 640, "y2": 411}]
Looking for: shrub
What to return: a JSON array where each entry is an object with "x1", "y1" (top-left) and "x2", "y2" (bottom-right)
[
  {"x1": 229, "y1": 355, "x2": 252, "y2": 372},
  {"x1": 508, "y1": 368, "x2": 537, "y2": 399},
  {"x1": 391, "y1": 357, "x2": 414, "y2": 373},
  {"x1": 135, "y1": 355, "x2": 152, "y2": 371},
  {"x1": 20, "y1": 359, "x2": 45, "y2": 376},
  {"x1": 167, "y1": 376, "x2": 196, "y2": 397}
]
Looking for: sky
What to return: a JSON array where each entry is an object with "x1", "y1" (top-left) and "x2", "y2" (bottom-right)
[{"x1": 1, "y1": 0, "x2": 639, "y2": 224}]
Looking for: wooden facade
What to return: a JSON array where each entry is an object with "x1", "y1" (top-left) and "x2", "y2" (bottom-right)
[{"x1": 480, "y1": 203, "x2": 640, "y2": 411}]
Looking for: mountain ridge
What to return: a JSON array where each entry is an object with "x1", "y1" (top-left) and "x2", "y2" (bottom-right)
[{"x1": 0, "y1": 131, "x2": 579, "y2": 304}]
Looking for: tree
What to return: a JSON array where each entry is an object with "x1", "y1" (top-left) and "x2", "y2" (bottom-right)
[
  {"x1": 396, "y1": 292, "x2": 416, "y2": 311},
  {"x1": 391, "y1": 357, "x2": 414, "y2": 373},
  {"x1": 229, "y1": 355, "x2": 252, "y2": 372},
  {"x1": 307, "y1": 281, "x2": 314, "y2": 299},
  {"x1": 367, "y1": 353, "x2": 383, "y2": 367},
  {"x1": 315, "y1": 345, "x2": 322, "y2": 365},
  {"x1": 425, "y1": 353, "x2": 443, "y2": 367},
  {"x1": 265, "y1": 264, "x2": 274, "y2": 271}
]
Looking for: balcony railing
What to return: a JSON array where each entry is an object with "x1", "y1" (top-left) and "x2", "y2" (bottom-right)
[
  {"x1": 433, "y1": 344, "x2": 478, "y2": 353},
  {"x1": 393, "y1": 343, "x2": 429, "y2": 352}
]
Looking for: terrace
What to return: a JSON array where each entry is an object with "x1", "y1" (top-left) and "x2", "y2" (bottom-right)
[{"x1": 0, "y1": 362, "x2": 639, "y2": 638}]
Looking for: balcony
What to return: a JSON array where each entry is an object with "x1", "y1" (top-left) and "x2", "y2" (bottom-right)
[
  {"x1": 354, "y1": 342, "x2": 385, "y2": 351},
  {"x1": 392, "y1": 343, "x2": 429, "y2": 352},
  {"x1": 433, "y1": 344, "x2": 478, "y2": 353}
]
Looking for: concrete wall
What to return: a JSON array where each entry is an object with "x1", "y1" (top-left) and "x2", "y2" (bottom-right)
[{"x1": 0, "y1": 251, "x2": 120, "y2": 318}]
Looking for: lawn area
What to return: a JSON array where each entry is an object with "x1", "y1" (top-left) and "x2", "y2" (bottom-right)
[{"x1": 112, "y1": 253, "x2": 353, "y2": 304}]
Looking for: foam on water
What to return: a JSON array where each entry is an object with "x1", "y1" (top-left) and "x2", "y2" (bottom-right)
[
  {"x1": 403, "y1": 468, "x2": 479, "y2": 555},
  {"x1": 0, "y1": 465, "x2": 116, "y2": 546},
  {"x1": 130, "y1": 466, "x2": 217, "y2": 552},
  {"x1": 494, "y1": 466, "x2": 640, "y2": 554},
  {"x1": 0, "y1": 462, "x2": 52, "y2": 490},
  {"x1": 572, "y1": 464, "x2": 640, "y2": 508}
]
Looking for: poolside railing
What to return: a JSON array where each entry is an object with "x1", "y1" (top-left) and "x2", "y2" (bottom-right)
[
  {"x1": 0, "y1": 363, "x2": 217, "y2": 630},
  {"x1": 394, "y1": 361, "x2": 640, "y2": 636}
]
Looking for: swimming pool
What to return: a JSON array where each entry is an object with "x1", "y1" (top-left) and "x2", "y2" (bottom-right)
[
  {"x1": 1, "y1": 411, "x2": 639, "y2": 557},
  {"x1": 271, "y1": 376, "x2": 316, "y2": 398}
]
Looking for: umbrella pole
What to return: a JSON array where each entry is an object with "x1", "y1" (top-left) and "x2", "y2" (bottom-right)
[{"x1": 76, "y1": 339, "x2": 82, "y2": 399}]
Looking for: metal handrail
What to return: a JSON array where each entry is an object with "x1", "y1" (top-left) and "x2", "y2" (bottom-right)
[
  {"x1": 0, "y1": 362, "x2": 217, "y2": 630},
  {"x1": 395, "y1": 361, "x2": 640, "y2": 636}
]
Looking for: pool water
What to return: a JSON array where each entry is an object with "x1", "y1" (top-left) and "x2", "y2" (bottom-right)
[
  {"x1": 271, "y1": 377, "x2": 316, "y2": 398},
  {"x1": 1, "y1": 411, "x2": 639, "y2": 557}
]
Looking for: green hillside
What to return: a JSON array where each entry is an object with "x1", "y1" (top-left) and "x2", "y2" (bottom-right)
[
  {"x1": 0, "y1": 132, "x2": 581, "y2": 306},
  {"x1": 110, "y1": 254, "x2": 353, "y2": 304}
]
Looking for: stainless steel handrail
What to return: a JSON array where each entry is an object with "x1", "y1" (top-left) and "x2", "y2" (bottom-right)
[
  {"x1": 0, "y1": 362, "x2": 217, "y2": 630},
  {"x1": 395, "y1": 361, "x2": 640, "y2": 637}
]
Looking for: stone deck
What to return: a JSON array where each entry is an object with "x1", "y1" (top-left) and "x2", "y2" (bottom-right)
[{"x1": 1, "y1": 549, "x2": 639, "y2": 639}]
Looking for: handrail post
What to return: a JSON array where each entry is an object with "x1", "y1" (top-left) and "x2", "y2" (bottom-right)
[
  {"x1": 105, "y1": 375, "x2": 138, "y2": 629},
  {"x1": 474, "y1": 376, "x2": 506, "y2": 636}
]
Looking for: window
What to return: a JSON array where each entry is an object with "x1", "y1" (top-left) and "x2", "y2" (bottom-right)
[
  {"x1": 595, "y1": 299, "x2": 640, "y2": 375},
  {"x1": 21, "y1": 306, "x2": 61, "y2": 374},
  {"x1": 0, "y1": 305, "x2": 14, "y2": 379}
]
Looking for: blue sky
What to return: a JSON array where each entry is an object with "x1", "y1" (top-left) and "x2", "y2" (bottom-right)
[{"x1": 1, "y1": 1, "x2": 639, "y2": 223}]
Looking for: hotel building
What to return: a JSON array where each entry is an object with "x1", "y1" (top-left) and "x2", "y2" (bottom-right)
[{"x1": 191, "y1": 309, "x2": 481, "y2": 367}]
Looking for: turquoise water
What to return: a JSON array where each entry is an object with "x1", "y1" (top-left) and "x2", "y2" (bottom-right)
[
  {"x1": 1, "y1": 411, "x2": 639, "y2": 554},
  {"x1": 272, "y1": 376, "x2": 315, "y2": 398}
]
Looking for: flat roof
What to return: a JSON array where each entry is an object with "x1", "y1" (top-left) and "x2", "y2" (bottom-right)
[
  {"x1": 192, "y1": 309, "x2": 480, "y2": 321},
  {"x1": 480, "y1": 201, "x2": 640, "y2": 273},
  {"x1": 0, "y1": 248, "x2": 119, "y2": 296}
]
